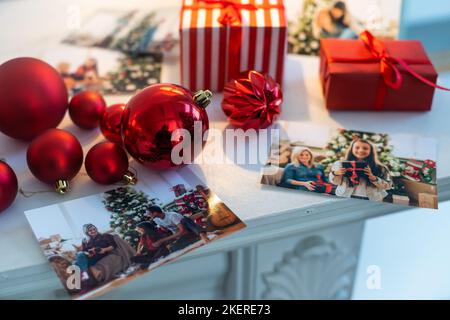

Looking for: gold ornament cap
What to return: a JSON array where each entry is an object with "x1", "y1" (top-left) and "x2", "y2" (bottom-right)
[
  {"x1": 123, "y1": 170, "x2": 137, "y2": 185},
  {"x1": 193, "y1": 90, "x2": 213, "y2": 108},
  {"x1": 54, "y1": 180, "x2": 70, "y2": 194}
]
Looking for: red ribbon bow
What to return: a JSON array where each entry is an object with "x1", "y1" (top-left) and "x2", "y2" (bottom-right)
[
  {"x1": 201, "y1": 0, "x2": 256, "y2": 25},
  {"x1": 359, "y1": 31, "x2": 450, "y2": 92},
  {"x1": 315, "y1": 173, "x2": 333, "y2": 193},
  {"x1": 195, "y1": 0, "x2": 282, "y2": 25},
  {"x1": 344, "y1": 161, "x2": 364, "y2": 185},
  {"x1": 329, "y1": 30, "x2": 450, "y2": 110}
]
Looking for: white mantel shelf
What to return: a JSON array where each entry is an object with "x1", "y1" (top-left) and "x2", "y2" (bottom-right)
[{"x1": 1, "y1": 0, "x2": 450, "y2": 300}]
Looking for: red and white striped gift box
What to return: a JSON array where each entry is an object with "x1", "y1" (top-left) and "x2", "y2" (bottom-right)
[{"x1": 180, "y1": 0, "x2": 287, "y2": 92}]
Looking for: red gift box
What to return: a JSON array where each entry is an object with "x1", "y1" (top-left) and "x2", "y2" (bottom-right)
[
  {"x1": 320, "y1": 31, "x2": 449, "y2": 111},
  {"x1": 313, "y1": 173, "x2": 333, "y2": 194},
  {"x1": 342, "y1": 161, "x2": 366, "y2": 185},
  {"x1": 180, "y1": 0, "x2": 287, "y2": 92}
]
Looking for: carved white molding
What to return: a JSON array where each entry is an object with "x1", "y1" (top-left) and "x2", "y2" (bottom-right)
[{"x1": 262, "y1": 235, "x2": 357, "y2": 300}]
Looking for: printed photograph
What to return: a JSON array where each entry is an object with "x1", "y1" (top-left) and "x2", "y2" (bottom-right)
[
  {"x1": 286, "y1": 0, "x2": 403, "y2": 55},
  {"x1": 25, "y1": 168, "x2": 246, "y2": 299},
  {"x1": 42, "y1": 46, "x2": 162, "y2": 95},
  {"x1": 261, "y1": 123, "x2": 438, "y2": 209},
  {"x1": 62, "y1": 8, "x2": 178, "y2": 54}
]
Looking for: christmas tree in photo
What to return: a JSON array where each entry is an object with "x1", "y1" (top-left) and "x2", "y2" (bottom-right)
[
  {"x1": 103, "y1": 187, "x2": 161, "y2": 247},
  {"x1": 320, "y1": 129, "x2": 404, "y2": 177},
  {"x1": 288, "y1": 0, "x2": 333, "y2": 55}
]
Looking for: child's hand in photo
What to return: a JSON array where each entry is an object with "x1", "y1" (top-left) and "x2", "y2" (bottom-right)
[
  {"x1": 333, "y1": 167, "x2": 346, "y2": 176},
  {"x1": 364, "y1": 166, "x2": 377, "y2": 181}
]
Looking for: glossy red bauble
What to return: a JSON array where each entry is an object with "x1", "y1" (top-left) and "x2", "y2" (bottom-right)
[
  {"x1": 27, "y1": 129, "x2": 83, "y2": 193},
  {"x1": 0, "y1": 161, "x2": 18, "y2": 214},
  {"x1": 69, "y1": 91, "x2": 106, "y2": 129},
  {"x1": 121, "y1": 84, "x2": 212, "y2": 170},
  {"x1": 222, "y1": 70, "x2": 282, "y2": 130},
  {"x1": 100, "y1": 103, "x2": 126, "y2": 144},
  {"x1": 85, "y1": 142, "x2": 132, "y2": 185},
  {"x1": 0, "y1": 57, "x2": 68, "y2": 141}
]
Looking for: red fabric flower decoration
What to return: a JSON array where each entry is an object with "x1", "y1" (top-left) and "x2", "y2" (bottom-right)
[{"x1": 222, "y1": 70, "x2": 282, "y2": 130}]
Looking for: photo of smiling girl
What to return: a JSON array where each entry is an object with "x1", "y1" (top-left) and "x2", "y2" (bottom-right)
[{"x1": 329, "y1": 139, "x2": 392, "y2": 201}]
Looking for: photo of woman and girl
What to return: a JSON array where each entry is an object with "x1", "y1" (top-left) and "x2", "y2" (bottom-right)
[
  {"x1": 73, "y1": 205, "x2": 212, "y2": 291},
  {"x1": 279, "y1": 140, "x2": 391, "y2": 201}
]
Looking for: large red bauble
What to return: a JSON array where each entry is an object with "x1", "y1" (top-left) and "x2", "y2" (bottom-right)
[
  {"x1": 0, "y1": 161, "x2": 18, "y2": 214},
  {"x1": 0, "y1": 57, "x2": 68, "y2": 141},
  {"x1": 121, "y1": 84, "x2": 211, "y2": 170},
  {"x1": 69, "y1": 91, "x2": 106, "y2": 129},
  {"x1": 100, "y1": 103, "x2": 126, "y2": 144},
  {"x1": 85, "y1": 142, "x2": 129, "y2": 185},
  {"x1": 27, "y1": 129, "x2": 83, "y2": 193},
  {"x1": 222, "y1": 70, "x2": 282, "y2": 130}
]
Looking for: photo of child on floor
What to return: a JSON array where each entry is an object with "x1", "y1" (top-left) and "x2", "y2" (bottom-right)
[
  {"x1": 261, "y1": 124, "x2": 438, "y2": 209},
  {"x1": 286, "y1": 0, "x2": 402, "y2": 55},
  {"x1": 25, "y1": 168, "x2": 246, "y2": 299},
  {"x1": 43, "y1": 47, "x2": 162, "y2": 95}
]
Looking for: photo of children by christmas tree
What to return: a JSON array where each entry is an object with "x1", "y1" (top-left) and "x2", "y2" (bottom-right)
[
  {"x1": 286, "y1": 0, "x2": 402, "y2": 55},
  {"x1": 261, "y1": 123, "x2": 438, "y2": 209},
  {"x1": 24, "y1": 168, "x2": 246, "y2": 300}
]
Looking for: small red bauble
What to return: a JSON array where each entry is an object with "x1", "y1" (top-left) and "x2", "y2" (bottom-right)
[
  {"x1": 0, "y1": 57, "x2": 68, "y2": 141},
  {"x1": 27, "y1": 129, "x2": 83, "y2": 194},
  {"x1": 85, "y1": 142, "x2": 136, "y2": 185},
  {"x1": 0, "y1": 161, "x2": 18, "y2": 214},
  {"x1": 121, "y1": 84, "x2": 212, "y2": 170},
  {"x1": 100, "y1": 103, "x2": 126, "y2": 144},
  {"x1": 69, "y1": 91, "x2": 106, "y2": 129},
  {"x1": 222, "y1": 70, "x2": 282, "y2": 130}
]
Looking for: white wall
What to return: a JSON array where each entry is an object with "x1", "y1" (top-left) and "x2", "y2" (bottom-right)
[{"x1": 353, "y1": 201, "x2": 450, "y2": 300}]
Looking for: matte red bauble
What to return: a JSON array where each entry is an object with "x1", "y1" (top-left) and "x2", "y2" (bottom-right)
[
  {"x1": 100, "y1": 103, "x2": 126, "y2": 144},
  {"x1": 0, "y1": 161, "x2": 18, "y2": 214},
  {"x1": 222, "y1": 70, "x2": 282, "y2": 130},
  {"x1": 27, "y1": 129, "x2": 83, "y2": 194},
  {"x1": 85, "y1": 142, "x2": 136, "y2": 185},
  {"x1": 69, "y1": 91, "x2": 106, "y2": 129},
  {"x1": 0, "y1": 57, "x2": 68, "y2": 140},
  {"x1": 121, "y1": 84, "x2": 212, "y2": 170}
]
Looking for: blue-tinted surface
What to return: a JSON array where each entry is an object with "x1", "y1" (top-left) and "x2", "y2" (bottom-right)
[
  {"x1": 401, "y1": 0, "x2": 450, "y2": 52},
  {"x1": 353, "y1": 202, "x2": 450, "y2": 300}
]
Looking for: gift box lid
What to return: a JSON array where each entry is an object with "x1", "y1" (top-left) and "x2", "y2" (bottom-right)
[
  {"x1": 342, "y1": 160, "x2": 367, "y2": 168},
  {"x1": 180, "y1": 0, "x2": 286, "y2": 30},
  {"x1": 320, "y1": 38, "x2": 437, "y2": 76}
]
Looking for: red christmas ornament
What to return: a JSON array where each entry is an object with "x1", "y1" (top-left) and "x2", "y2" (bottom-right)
[
  {"x1": 0, "y1": 57, "x2": 68, "y2": 141},
  {"x1": 122, "y1": 84, "x2": 212, "y2": 170},
  {"x1": 222, "y1": 70, "x2": 282, "y2": 130},
  {"x1": 69, "y1": 91, "x2": 106, "y2": 129},
  {"x1": 27, "y1": 129, "x2": 83, "y2": 194},
  {"x1": 100, "y1": 103, "x2": 126, "y2": 144},
  {"x1": 0, "y1": 161, "x2": 18, "y2": 214},
  {"x1": 85, "y1": 142, "x2": 136, "y2": 185}
]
